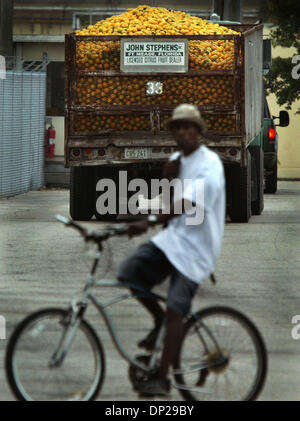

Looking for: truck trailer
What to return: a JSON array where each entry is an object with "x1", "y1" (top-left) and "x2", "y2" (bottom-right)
[{"x1": 65, "y1": 19, "x2": 266, "y2": 222}]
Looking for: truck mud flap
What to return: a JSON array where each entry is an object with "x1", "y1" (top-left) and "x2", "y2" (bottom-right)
[
  {"x1": 249, "y1": 146, "x2": 264, "y2": 215},
  {"x1": 70, "y1": 167, "x2": 96, "y2": 221},
  {"x1": 228, "y1": 151, "x2": 251, "y2": 223},
  {"x1": 264, "y1": 164, "x2": 277, "y2": 194}
]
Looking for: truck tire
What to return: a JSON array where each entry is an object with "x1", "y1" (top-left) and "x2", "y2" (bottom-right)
[
  {"x1": 228, "y1": 151, "x2": 251, "y2": 223},
  {"x1": 70, "y1": 167, "x2": 96, "y2": 221},
  {"x1": 95, "y1": 166, "x2": 119, "y2": 221},
  {"x1": 265, "y1": 164, "x2": 277, "y2": 194},
  {"x1": 249, "y1": 146, "x2": 264, "y2": 215}
]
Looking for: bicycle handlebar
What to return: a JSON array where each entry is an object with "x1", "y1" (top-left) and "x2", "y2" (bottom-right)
[
  {"x1": 55, "y1": 215, "x2": 128, "y2": 243},
  {"x1": 56, "y1": 215, "x2": 86, "y2": 234}
]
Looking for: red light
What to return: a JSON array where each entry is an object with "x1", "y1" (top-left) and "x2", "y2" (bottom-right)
[
  {"x1": 268, "y1": 127, "x2": 276, "y2": 141},
  {"x1": 229, "y1": 148, "x2": 238, "y2": 156},
  {"x1": 98, "y1": 149, "x2": 106, "y2": 157},
  {"x1": 85, "y1": 148, "x2": 92, "y2": 155}
]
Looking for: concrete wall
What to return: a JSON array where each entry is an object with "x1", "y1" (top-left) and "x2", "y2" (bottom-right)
[
  {"x1": 22, "y1": 42, "x2": 65, "y2": 61},
  {"x1": 264, "y1": 27, "x2": 300, "y2": 179},
  {"x1": 268, "y1": 95, "x2": 300, "y2": 179}
]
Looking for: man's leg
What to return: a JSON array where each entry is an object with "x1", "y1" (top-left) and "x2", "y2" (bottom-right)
[
  {"x1": 117, "y1": 277, "x2": 165, "y2": 326},
  {"x1": 159, "y1": 273, "x2": 198, "y2": 379},
  {"x1": 121, "y1": 290, "x2": 165, "y2": 350},
  {"x1": 159, "y1": 307, "x2": 184, "y2": 379},
  {"x1": 137, "y1": 270, "x2": 198, "y2": 396},
  {"x1": 117, "y1": 242, "x2": 172, "y2": 349}
]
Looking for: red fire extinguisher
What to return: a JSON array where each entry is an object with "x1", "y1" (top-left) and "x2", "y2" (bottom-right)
[{"x1": 45, "y1": 125, "x2": 56, "y2": 158}]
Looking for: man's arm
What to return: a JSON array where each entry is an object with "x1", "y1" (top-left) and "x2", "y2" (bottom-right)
[
  {"x1": 127, "y1": 198, "x2": 195, "y2": 238},
  {"x1": 127, "y1": 164, "x2": 223, "y2": 238}
]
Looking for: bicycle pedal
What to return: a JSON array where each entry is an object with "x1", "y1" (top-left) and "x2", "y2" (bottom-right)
[
  {"x1": 138, "y1": 392, "x2": 156, "y2": 399},
  {"x1": 132, "y1": 384, "x2": 156, "y2": 398}
]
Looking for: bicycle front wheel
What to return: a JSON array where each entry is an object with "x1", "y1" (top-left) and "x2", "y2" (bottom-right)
[
  {"x1": 173, "y1": 306, "x2": 267, "y2": 401},
  {"x1": 6, "y1": 308, "x2": 105, "y2": 401}
]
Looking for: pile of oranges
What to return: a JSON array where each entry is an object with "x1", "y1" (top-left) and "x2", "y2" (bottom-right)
[
  {"x1": 160, "y1": 113, "x2": 236, "y2": 133},
  {"x1": 203, "y1": 113, "x2": 236, "y2": 132},
  {"x1": 74, "y1": 6, "x2": 240, "y2": 134},
  {"x1": 74, "y1": 112, "x2": 236, "y2": 134},
  {"x1": 76, "y1": 41, "x2": 121, "y2": 71},
  {"x1": 76, "y1": 5, "x2": 239, "y2": 37},
  {"x1": 74, "y1": 114, "x2": 151, "y2": 133},
  {"x1": 76, "y1": 6, "x2": 239, "y2": 71},
  {"x1": 76, "y1": 75, "x2": 234, "y2": 107}
]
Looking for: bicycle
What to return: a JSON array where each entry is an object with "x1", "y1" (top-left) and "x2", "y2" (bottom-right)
[{"x1": 5, "y1": 215, "x2": 267, "y2": 401}]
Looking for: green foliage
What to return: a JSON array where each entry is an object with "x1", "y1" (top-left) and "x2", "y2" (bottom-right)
[
  {"x1": 266, "y1": 57, "x2": 300, "y2": 113},
  {"x1": 264, "y1": 0, "x2": 300, "y2": 112}
]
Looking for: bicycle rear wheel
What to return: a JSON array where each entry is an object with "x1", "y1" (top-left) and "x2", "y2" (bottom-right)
[
  {"x1": 6, "y1": 308, "x2": 105, "y2": 401},
  {"x1": 173, "y1": 306, "x2": 267, "y2": 401}
]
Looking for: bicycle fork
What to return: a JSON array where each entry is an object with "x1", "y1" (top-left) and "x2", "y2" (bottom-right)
[
  {"x1": 48, "y1": 300, "x2": 87, "y2": 368},
  {"x1": 147, "y1": 319, "x2": 167, "y2": 372}
]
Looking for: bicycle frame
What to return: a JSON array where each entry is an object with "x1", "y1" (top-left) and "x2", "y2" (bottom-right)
[
  {"x1": 66, "y1": 250, "x2": 224, "y2": 376},
  {"x1": 92, "y1": 282, "x2": 166, "y2": 372}
]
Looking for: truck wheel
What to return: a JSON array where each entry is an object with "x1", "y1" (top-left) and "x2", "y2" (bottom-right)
[
  {"x1": 228, "y1": 151, "x2": 251, "y2": 223},
  {"x1": 265, "y1": 164, "x2": 277, "y2": 194},
  {"x1": 95, "y1": 167, "x2": 119, "y2": 221},
  {"x1": 70, "y1": 167, "x2": 96, "y2": 221},
  {"x1": 249, "y1": 146, "x2": 264, "y2": 215}
]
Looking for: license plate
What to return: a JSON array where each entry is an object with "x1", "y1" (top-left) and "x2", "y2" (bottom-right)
[{"x1": 124, "y1": 148, "x2": 149, "y2": 159}]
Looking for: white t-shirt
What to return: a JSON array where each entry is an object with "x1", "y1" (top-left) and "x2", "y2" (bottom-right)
[{"x1": 152, "y1": 145, "x2": 225, "y2": 285}]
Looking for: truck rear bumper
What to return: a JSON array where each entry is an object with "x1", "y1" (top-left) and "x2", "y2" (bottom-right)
[
  {"x1": 69, "y1": 158, "x2": 167, "y2": 167},
  {"x1": 67, "y1": 146, "x2": 243, "y2": 167},
  {"x1": 65, "y1": 136, "x2": 244, "y2": 167}
]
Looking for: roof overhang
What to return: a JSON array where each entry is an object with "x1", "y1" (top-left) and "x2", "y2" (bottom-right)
[{"x1": 13, "y1": 35, "x2": 65, "y2": 43}]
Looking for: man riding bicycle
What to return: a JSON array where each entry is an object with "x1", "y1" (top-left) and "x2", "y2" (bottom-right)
[{"x1": 118, "y1": 104, "x2": 226, "y2": 397}]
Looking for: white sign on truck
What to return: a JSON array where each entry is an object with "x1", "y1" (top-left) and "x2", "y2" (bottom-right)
[{"x1": 121, "y1": 38, "x2": 188, "y2": 73}]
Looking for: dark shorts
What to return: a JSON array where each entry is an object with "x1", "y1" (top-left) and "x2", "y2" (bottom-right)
[{"x1": 117, "y1": 241, "x2": 198, "y2": 317}]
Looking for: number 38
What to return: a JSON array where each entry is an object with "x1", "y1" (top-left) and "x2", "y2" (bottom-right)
[{"x1": 146, "y1": 81, "x2": 163, "y2": 95}]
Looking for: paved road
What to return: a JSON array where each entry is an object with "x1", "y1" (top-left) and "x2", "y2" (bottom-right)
[{"x1": 0, "y1": 181, "x2": 299, "y2": 401}]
